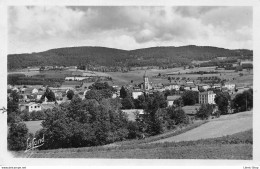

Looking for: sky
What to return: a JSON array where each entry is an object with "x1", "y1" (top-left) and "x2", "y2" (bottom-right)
[{"x1": 8, "y1": 6, "x2": 252, "y2": 54}]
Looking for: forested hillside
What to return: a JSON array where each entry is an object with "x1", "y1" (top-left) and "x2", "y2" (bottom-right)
[{"x1": 8, "y1": 45, "x2": 253, "y2": 70}]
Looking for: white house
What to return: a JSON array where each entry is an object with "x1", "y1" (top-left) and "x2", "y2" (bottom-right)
[
  {"x1": 121, "y1": 109, "x2": 144, "y2": 121},
  {"x1": 24, "y1": 88, "x2": 39, "y2": 94},
  {"x1": 132, "y1": 91, "x2": 143, "y2": 99},
  {"x1": 198, "y1": 84, "x2": 210, "y2": 91},
  {"x1": 25, "y1": 102, "x2": 42, "y2": 112},
  {"x1": 224, "y1": 83, "x2": 236, "y2": 91},
  {"x1": 65, "y1": 77, "x2": 89, "y2": 81},
  {"x1": 167, "y1": 95, "x2": 181, "y2": 107},
  {"x1": 199, "y1": 91, "x2": 216, "y2": 104},
  {"x1": 164, "y1": 83, "x2": 180, "y2": 91}
]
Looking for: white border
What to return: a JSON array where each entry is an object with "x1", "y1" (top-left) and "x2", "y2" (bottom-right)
[{"x1": 1, "y1": 0, "x2": 259, "y2": 167}]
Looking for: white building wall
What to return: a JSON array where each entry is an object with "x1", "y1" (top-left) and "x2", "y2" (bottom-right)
[
  {"x1": 27, "y1": 104, "x2": 42, "y2": 112},
  {"x1": 167, "y1": 100, "x2": 174, "y2": 107},
  {"x1": 132, "y1": 91, "x2": 143, "y2": 99}
]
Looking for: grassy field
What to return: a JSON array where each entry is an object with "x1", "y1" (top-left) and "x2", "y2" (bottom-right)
[
  {"x1": 12, "y1": 129, "x2": 252, "y2": 159},
  {"x1": 24, "y1": 120, "x2": 43, "y2": 134},
  {"x1": 8, "y1": 66, "x2": 253, "y2": 87},
  {"x1": 153, "y1": 111, "x2": 253, "y2": 143},
  {"x1": 103, "y1": 67, "x2": 253, "y2": 86}
]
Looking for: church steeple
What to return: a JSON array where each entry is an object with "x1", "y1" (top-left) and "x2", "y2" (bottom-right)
[{"x1": 143, "y1": 71, "x2": 150, "y2": 91}]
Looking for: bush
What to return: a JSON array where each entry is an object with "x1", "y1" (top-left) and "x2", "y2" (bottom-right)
[
  {"x1": 8, "y1": 122, "x2": 29, "y2": 151},
  {"x1": 196, "y1": 104, "x2": 214, "y2": 120},
  {"x1": 30, "y1": 111, "x2": 46, "y2": 121}
]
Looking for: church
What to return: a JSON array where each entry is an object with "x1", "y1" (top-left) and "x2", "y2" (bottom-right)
[{"x1": 143, "y1": 71, "x2": 152, "y2": 91}]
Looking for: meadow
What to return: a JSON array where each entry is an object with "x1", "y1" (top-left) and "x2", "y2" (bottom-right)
[
  {"x1": 8, "y1": 66, "x2": 253, "y2": 87},
  {"x1": 12, "y1": 129, "x2": 252, "y2": 159},
  {"x1": 24, "y1": 120, "x2": 43, "y2": 134}
]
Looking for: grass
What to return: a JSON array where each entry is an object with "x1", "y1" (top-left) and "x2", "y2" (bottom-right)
[
  {"x1": 8, "y1": 67, "x2": 253, "y2": 87},
  {"x1": 12, "y1": 129, "x2": 252, "y2": 159},
  {"x1": 24, "y1": 120, "x2": 43, "y2": 134},
  {"x1": 113, "y1": 120, "x2": 208, "y2": 146}
]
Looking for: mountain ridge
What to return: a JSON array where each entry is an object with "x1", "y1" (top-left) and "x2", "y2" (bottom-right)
[{"x1": 8, "y1": 45, "x2": 253, "y2": 70}]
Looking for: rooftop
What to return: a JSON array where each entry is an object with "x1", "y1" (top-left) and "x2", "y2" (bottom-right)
[{"x1": 167, "y1": 95, "x2": 181, "y2": 101}]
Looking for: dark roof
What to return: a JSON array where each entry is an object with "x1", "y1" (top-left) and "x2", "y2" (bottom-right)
[{"x1": 167, "y1": 95, "x2": 181, "y2": 101}]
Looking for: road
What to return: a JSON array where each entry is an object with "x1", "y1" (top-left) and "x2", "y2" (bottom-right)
[{"x1": 152, "y1": 111, "x2": 253, "y2": 143}]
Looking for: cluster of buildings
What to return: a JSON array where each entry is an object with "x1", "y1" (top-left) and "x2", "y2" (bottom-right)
[{"x1": 8, "y1": 70, "x2": 252, "y2": 119}]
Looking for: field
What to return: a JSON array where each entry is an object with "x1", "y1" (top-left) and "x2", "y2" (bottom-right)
[
  {"x1": 153, "y1": 110, "x2": 252, "y2": 143},
  {"x1": 12, "y1": 129, "x2": 252, "y2": 159},
  {"x1": 100, "y1": 66, "x2": 253, "y2": 86},
  {"x1": 8, "y1": 66, "x2": 253, "y2": 87},
  {"x1": 24, "y1": 120, "x2": 43, "y2": 134}
]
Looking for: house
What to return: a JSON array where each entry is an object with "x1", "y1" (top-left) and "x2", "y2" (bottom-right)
[
  {"x1": 199, "y1": 91, "x2": 216, "y2": 104},
  {"x1": 167, "y1": 95, "x2": 181, "y2": 107},
  {"x1": 121, "y1": 109, "x2": 144, "y2": 121},
  {"x1": 191, "y1": 86, "x2": 199, "y2": 91},
  {"x1": 112, "y1": 93, "x2": 117, "y2": 98},
  {"x1": 163, "y1": 83, "x2": 180, "y2": 91},
  {"x1": 33, "y1": 92, "x2": 44, "y2": 101},
  {"x1": 24, "y1": 102, "x2": 42, "y2": 112},
  {"x1": 224, "y1": 83, "x2": 236, "y2": 91},
  {"x1": 212, "y1": 84, "x2": 222, "y2": 90},
  {"x1": 65, "y1": 77, "x2": 89, "y2": 81},
  {"x1": 132, "y1": 90, "x2": 143, "y2": 99},
  {"x1": 217, "y1": 57, "x2": 227, "y2": 60},
  {"x1": 24, "y1": 88, "x2": 39, "y2": 94},
  {"x1": 197, "y1": 84, "x2": 210, "y2": 91}
]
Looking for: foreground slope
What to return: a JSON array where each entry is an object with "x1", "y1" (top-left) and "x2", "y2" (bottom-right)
[
  {"x1": 153, "y1": 111, "x2": 253, "y2": 143},
  {"x1": 11, "y1": 111, "x2": 253, "y2": 159}
]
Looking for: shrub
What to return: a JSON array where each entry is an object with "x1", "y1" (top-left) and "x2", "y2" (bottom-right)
[
  {"x1": 196, "y1": 104, "x2": 214, "y2": 120},
  {"x1": 8, "y1": 122, "x2": 29, "y2": 151}
]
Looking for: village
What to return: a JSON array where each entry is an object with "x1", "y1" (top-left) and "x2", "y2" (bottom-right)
[{"x1": 7, "y1": 58, "x2": 253, "y2": 121}]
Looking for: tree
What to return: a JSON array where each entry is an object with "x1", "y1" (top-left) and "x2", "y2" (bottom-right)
[
  {"x1": 41, "y1": 87, "x2": 56, "y2": 102},
  {"x1": 120, "y1": 86, "x2": 128, "y2": 98},
  {"x1": 67, "y1": 90, "x2": 74, "y2": 100},
  {"x1": 232, "y1": 89, "x2": 253, "y2": 112},
  {"x1": 121, "y1": 97, "x2": 135, "y2": 109},
  {"x1": 7, "y1": 90, "x2": 19, "y2": 113},
  {"x1": 182, "y1": 91, "x2": 198, "y2": 106},
  {"x1": 134, "y1": 95, "x2": 147, "y2": 109},
  {"x1": 214, "y1": 92, "x2": 230, "y2": 115},
  {"x1": 20, "y1": 110, "x2": 30, "y2": 121},
  {"x1": 168, "y1": 77, "x2": 172, "y2": 83},
  {"x1": 8, "y1": 122, "x2": 29, "y2": 151},
  {"x1": 166, "y1": 107, "x2": 189, "y2": 125},
  {"x1": 196, "y1": 104, "x2": 213, "y2": 120},
  {"x1": 85, "y1": 90, "x2": 102, "y2": 101}
]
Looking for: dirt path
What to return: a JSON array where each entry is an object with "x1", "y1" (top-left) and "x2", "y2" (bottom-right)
[{"x1": 152, "y1": 111, "x2": 253, "y2": 143}]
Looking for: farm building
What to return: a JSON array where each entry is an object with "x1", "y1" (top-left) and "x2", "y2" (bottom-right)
[
  {"x1": 132, "y1": 90, "x2": 143, "y2": 99},
  {"x1": 224, "y1": 83, "x2": 236, "y2": 90},
  {"x1": 121, "y1": 109, "x2": 144, "y2": 121},
  {"x1": 65, "y1": 76, "x2": 90, "y2": 81},
  {"x1": 167, "y1": 95, "x2": 181, "y2": 107},
  {"x1": 22, "y1": 102, "x2": 42, "y2": 112},
  {"x1": 163, "y1": 83, "x2": 180, "y2": 91}
]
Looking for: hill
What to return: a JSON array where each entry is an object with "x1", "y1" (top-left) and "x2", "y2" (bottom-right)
[{"x1": 8, "y1": 45, "x2": 253, "y2": 70}]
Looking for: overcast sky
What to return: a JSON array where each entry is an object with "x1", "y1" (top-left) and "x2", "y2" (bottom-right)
[{"x1": 8, "y1": 6, "x2": 252, "y2": 54}]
